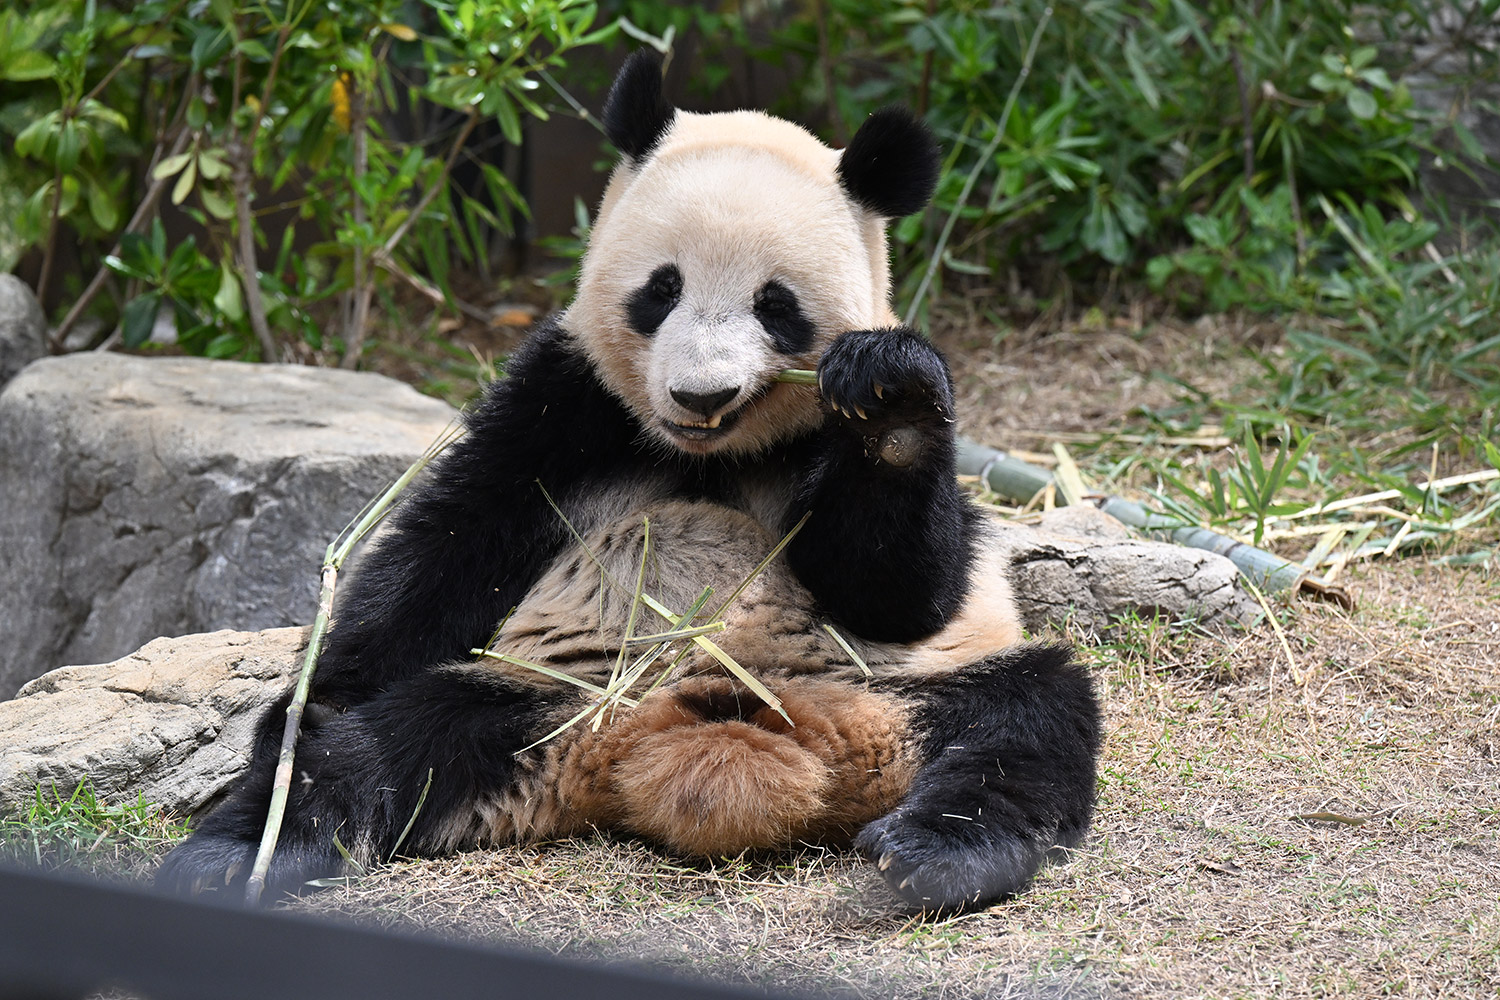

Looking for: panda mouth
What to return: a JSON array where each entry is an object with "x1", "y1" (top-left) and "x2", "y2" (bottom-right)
[{"x1": 664, "y1": 407, "x2": 742, "y2": 441}]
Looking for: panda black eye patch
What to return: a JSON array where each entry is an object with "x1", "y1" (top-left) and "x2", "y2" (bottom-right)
[
  {"x1": 754, "y1": 280, "x2": 815, "y2": 354},
  {"x1": 626, "y1": 264, "x2": 683, "y2": 337}
]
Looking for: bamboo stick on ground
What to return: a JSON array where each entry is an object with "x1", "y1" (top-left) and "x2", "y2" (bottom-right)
[{"x1": 955, "y1": 437, "x2": 1354, "y2": 608}]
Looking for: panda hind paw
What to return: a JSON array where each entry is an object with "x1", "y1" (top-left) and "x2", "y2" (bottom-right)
[
  {"x1": 855, "y1": 810, "x2": 1045, "y2": 912},
  {"x1": 156, "y1": 831, "x2": 343, "y2": 903},
  {"x1": 155, "y1": 831, "x2": 262, "y2": 899}
]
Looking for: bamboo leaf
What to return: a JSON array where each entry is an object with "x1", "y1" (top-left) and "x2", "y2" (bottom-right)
[
  {"x1": 472, "y1": 650, "x2": 627, "y2": 702},
  {"x1": 822, "y1": 623, "x2": 872, "y2": 677}
]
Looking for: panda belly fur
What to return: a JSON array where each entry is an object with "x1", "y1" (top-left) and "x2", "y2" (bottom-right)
[
  {"x1": 156, "y1": 50, "x2": 1103, "y2": 912},
  {"x1": 445, "y1": 497, "x2": 1019, "y2": 858}
]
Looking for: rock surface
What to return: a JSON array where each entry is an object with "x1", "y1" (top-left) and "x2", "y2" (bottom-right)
[
  {"x1": 999, "y1": 505, "x2": 1258, "y2": 632},
  {"x1": 0, "y1": 354, "x2": 457, "y2": 697},
  {"x1": 0, "y1": 508, "x2": 1255, "y2": 816},
  {"x1": 0, "y1": 274, "x2": 47, "y2": 389},
  {"x1": 0, "y1": 628, "x2": 305, "y2": 816}
]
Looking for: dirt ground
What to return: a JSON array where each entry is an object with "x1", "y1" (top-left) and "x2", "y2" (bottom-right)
[{"x1": 279, "y1": 318, "x2": 1500, "y2": 999}]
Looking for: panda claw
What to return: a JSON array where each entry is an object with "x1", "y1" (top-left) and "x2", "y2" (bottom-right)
[
  {"x1": 878, "y1": 851, "x2": 894, "y2": 871},
  {"x1": 854, "y1": 405, "x2": 868, "y2": 420},
  {"x1": 873, "y1": 382, "x2": 885, "y2": 399}
]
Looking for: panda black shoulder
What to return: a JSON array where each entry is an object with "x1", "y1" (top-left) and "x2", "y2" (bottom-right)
[{"x1": 457, "y1": 317, "x2": 646, "y2": 488}]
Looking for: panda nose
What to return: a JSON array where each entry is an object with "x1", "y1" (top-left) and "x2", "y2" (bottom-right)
[{"x1": 671, "y1": 386, "x2": 739, "y2": 417}]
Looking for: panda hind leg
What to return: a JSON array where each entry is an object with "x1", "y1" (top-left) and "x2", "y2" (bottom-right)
[
  {"x1": 856, "y1": 644, "x2": 1101, "y2": 911},
  {"x1": 156, "y1": 664, "x2": 550, "y2": 901}
]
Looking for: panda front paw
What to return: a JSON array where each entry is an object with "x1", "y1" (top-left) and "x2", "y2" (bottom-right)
[
  {"x1": 817, "y1": 328, "x2": 955, "y2": 467},
  {"x1": 856, "y1": 809, "x2": 1044, "y2": 912}
]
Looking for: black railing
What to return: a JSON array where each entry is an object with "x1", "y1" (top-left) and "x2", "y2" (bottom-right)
[{"x1": 0, "y1": 866, "x2": 810, "y2": 1000}]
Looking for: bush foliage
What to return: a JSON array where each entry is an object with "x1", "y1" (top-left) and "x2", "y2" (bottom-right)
[
  {"x1": 2, "y1": 0, "x2": 610, "y2": 362},
  {"x1": 2, "y1": 0, "x2": 1497, "y2": 425}
]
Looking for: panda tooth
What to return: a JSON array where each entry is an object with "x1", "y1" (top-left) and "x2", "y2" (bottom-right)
[{"x1": 705, "y1": 414, "x2": 723, "y2": 429}]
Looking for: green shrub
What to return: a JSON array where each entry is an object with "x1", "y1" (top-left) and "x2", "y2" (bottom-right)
[{"x1": 1, "y1": 0, "x2": 612, "y2": 362}]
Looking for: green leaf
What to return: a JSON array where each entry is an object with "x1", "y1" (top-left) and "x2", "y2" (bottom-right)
[
  {"x1": 492, "y1": 93, "x2": 522, "y2": 146},
  {"x1": 14, "y1": 116, "x2": 55, "y2": 160},
  {"x1": 189, "y1": 26, "x2": 231, "y2": 71},
  {"x1": 1082, "y1": 199, "x2": 1127, "y2": 264},
  {"x1": 237, "y1": 39, "x2": 271, "y2": 61},
  {"x1": 1346, "y1": 89, "x2": 1377, "y2": 121},
  {"x1": 56, "y1": 121, "x2": 82, "y2": 173},
  {"x1": 1122, "y1": 32, "x2": 1161, "y2": 111},
  {"x1": 171, "y1": 157, "x2": 197, "y2": 205},
  {"x1": 1184, "y1": 213, "x2": 1228, "y2": 250},
  {"x1": 121, "y1": 293, "x2": 161, "y2": 348},
  {"x1": 198, "y1": 187, "x2": 234, "y2": 220},
  {"x1": 1145, "y1": 255, "x2": 1176, "y2": 289},
  {"x1": 0, "y1": 50, "x2": 56, "y2": 82},
  {"x1": 196, "y1": 151, "x2": 230, "y2": 180},
  {"x1": 152, "y1": 153, "x2": 193, "y2": 180},
  {"x1": 79, "y1": 100, "x2": 129, "y2": 134},
  {"x1": 105, "y1": 253, "x2": 154, "y2": 282},
  {"x1": 85, "y1": 179, "x2": 119, "y2": 230},
  {"x1": 214, "y1": 262, "x2": 244, "y2": 321},
  {"x1": 204, "y1": 332, "x2": 245, "y2": 358},
  {"x1": 1483, "y1": 440, "x2": 1500, "y2": 473},
  {"x1": 1308, "y1": 72, "x2": 1342, "y2": 93}
]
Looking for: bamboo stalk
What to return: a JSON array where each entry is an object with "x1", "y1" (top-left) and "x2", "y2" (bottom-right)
[
  {"x1": 244, "y1": 424, "x2": 462, "y2": 905},
  {"x1": 243, "y1": 560, "x2": 335, "y2": 906}
]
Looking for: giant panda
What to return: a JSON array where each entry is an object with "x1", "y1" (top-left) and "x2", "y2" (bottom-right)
[{"x1": 157, "y1": 51, "x2": 1102, "y2": 911}]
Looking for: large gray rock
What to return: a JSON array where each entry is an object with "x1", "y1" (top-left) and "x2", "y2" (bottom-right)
[
  {"x1": 0, "y1": 354, "x2": 457, "y2": 697},
  {"x1": 0, "y1": 274, "x2": 47, "y2": 388},
  {"x1": 0, "y1": 627, "x2": 304, "y2": 815}
]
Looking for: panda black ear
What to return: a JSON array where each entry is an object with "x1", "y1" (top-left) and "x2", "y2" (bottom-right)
[
  {"x1": 603, "y1": 50, "x2": 676, "y2": 163},
  {"x1": 837, "y1": 107, "x2": 940, "y2": 219}
]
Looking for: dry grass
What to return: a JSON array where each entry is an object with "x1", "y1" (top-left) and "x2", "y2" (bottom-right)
[{"x1": 289, "y1": 560, "x2": 1499, "y2": 999}]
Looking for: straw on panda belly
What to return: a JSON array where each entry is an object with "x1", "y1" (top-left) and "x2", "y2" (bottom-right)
[{"x1": 438, "y1": 498, "x2": 1022, "y2": 857}]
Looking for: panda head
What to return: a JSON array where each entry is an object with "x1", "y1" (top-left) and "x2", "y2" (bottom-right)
[{"x1": 565, "y1": 51, "x2": 940, "y2": 458}]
